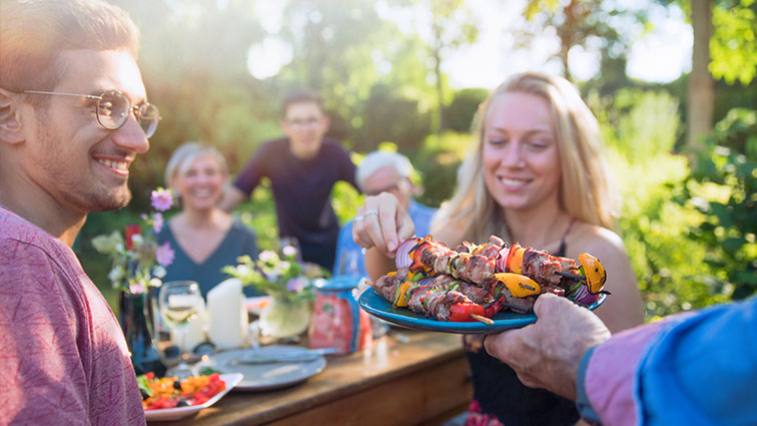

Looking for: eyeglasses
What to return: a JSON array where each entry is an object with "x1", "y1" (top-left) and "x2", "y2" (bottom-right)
[
  {"x1": 286, "y1": 116, "x2": 321, "y2": 127},
  {"x1": 364, "y1": 182, "x2": 402, "y2": 197},
  {"x1": 23, "y1": 89, "x2": 161, "y2": 138}
]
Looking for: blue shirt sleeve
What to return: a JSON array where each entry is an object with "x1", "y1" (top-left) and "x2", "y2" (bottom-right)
[
  {"x1": 636, "y1": 298, "x2": 757, "y2": 425},
  {"x1": 408, "y1": 201, "x2": 437, "y2": 237},
  {"x1": 575, "y1": 346, "x2": 602, "y2": 425},
  {"x1": 577, "y1": 298, "x2": 757, "y2": 426}
]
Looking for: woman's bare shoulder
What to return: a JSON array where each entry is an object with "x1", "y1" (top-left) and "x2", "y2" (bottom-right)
[{"x1": 568, "y1": 222, "x2": 627, "y2": 257}]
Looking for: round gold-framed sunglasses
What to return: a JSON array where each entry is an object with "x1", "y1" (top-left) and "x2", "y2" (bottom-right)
[{"x1": 23, "y1": 89, "x2": 161, "y2": 138}]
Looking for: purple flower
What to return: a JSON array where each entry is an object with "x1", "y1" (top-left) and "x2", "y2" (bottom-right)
[
  {"x1": 151, "y1": 188, "x2": 173, "y2": 212},
  {"x1": 152, "y1": 213, "x2": 164, "y2": 233},
  {"x1": 286, "y1": 277, "x2": 307, "y2": 293},
  {"x1": 155, "y1": 242, "x2": 175, "y2": 266}
]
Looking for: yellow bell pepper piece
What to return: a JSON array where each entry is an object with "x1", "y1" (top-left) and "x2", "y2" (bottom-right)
[
  {"x1": 508, "y1": 246, "x2": 526, "y2": 274},
  {"x1": 493, "y1": 273, "x2": 541, "y2": 298},
  {"x1": 578, "y1": 252, "x2": 607, "y2": 294},
  {"x1": 394, "y1": 281, "x2": 413, "y2": 307}
]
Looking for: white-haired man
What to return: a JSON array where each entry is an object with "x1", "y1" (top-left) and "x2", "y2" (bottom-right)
[{"x1": 333, "y1": 151, "x2": 435, "y2": 276}]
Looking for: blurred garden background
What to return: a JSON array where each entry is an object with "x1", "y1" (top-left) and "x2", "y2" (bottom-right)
[{"x1": 78, "y1": 0, "x2": 756, "y2": 320}]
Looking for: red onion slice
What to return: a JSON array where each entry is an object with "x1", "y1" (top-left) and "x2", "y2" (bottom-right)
[
  {"x1": 495, "y1": 246, "x2": 510, "y2": 272},
  {"x1": 395, "y1": 238, "x2": 416, "y2": 269}
]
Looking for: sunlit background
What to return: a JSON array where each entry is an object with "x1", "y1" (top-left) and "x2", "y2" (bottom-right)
[{"x1": 83, "y1": 0, "x2": 755, "y2": 318}]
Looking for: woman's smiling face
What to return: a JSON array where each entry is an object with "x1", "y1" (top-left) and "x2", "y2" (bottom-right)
[
  {"x1": 174, "y1": 153, "x2": 226, "y2": 211},
  {"x1": 482, "y1": 91, "x2": 561, "y2": 213}
]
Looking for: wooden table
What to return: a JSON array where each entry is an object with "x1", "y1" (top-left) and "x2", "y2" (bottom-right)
[{"x1": 161, "y1": 331, "x2": 472, "y2": 425}]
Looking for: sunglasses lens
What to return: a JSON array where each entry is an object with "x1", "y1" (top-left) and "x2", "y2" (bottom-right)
[
  {"x1": 139, "y1": 104, "x2": 160, "y2": 138},
  {"x1": 97, "y1": 91, "x2": 130, "y2": 129}
]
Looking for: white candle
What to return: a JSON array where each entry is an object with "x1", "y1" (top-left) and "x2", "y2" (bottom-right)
[{"x1": 207, "y1": 278, "x2": 248, "y2": 349}]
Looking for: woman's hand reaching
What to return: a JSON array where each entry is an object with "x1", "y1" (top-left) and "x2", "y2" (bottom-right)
[{"x1": 352, "y1": 192, "x2": 415, "y2": 259}]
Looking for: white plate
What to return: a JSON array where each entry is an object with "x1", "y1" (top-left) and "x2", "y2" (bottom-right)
[
  {"x1": 208, "y1": 346, "x2": 327, "y2": 391},
  {"x1": 144, "y1": 373, "x2": 243, "y2": 422}
]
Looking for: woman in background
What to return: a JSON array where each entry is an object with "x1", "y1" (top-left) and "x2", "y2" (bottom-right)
[
  {"x1": 355, "y1": 72, "x2": 644, "y2": 426},
  {"x1": 158, "y1": 142, "x2": 260, "y2": 298}
]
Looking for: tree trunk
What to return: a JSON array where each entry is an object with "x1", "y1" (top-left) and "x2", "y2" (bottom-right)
[
  {"x1": 432, "y1": 21, "x2": 445, "y2": 135},
  {"x1": 687, "y1": 0, "x2": 714, "y2": 158}
]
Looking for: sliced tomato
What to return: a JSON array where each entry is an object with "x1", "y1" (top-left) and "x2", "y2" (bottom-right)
[{"x1": 449, "y1": 303, "x2": 486, "y2": 322}]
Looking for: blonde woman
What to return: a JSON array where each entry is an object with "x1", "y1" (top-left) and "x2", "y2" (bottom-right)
[
  {"x1": 158, "y1": 142, "x2": 260, "y2": 298},
  {"x1": 355, "y1": 72, "x2": 643, "y2": 425}
]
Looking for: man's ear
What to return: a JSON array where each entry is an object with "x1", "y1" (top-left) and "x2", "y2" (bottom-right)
[{"x1": 0, "y1": 88, "x2": 25, "y2": 145}]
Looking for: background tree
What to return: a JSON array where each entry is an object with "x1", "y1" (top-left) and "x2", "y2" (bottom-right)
[
  {"x1": 521, "y1": 0, "x2": 642, "y2": 82},
  {"x1": 421, "y1": 0, "x2": 478, "y2": 134},
  {"x1": 687, "y1": 0, "x2": 715, "y2": 157}
]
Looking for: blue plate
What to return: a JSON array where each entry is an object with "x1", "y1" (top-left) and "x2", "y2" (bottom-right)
[{"x1": 358, "y1": 287, "x2": 606, "y2": 334}]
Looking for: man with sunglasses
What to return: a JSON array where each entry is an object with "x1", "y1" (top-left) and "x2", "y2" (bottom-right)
[
  {"x1": 221, "y1": 91, "x2": 359, "y2": 270},
  {"x1": 333, "y1": 151, "x2": 436, "y2": 277},
  {"x1": 0, "y1": 1, "x2": 156, "y2": 424}
]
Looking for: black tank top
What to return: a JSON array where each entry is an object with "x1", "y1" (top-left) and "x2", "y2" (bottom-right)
[{"x1": 464, "y1": 222, "x2": 578, "y2": 426}]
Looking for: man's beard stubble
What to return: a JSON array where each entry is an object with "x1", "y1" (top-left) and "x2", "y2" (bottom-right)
[{"x1": 36, "y1": 113, "x2": 133, "y2": 213}]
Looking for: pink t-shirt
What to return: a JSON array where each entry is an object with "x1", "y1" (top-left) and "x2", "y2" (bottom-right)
[{"x1": 0, "y1": 207, "x2": 145, "y2": 425}]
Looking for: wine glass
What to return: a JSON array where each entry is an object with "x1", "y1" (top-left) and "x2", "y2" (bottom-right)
[
  {"x1": 337, "y1": 249, "x2": 362, "y2": 279},
  {"x1": 159, "y1": 280, "x2": 204, "y2": 377}
]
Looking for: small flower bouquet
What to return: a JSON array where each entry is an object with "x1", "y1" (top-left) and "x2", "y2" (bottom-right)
[
  {"x1": 92, "y1": 188, "x2": 176, "y2": 295},
  {"x1": 224, "y1": 245, "x2": 323, "y2": 338},
  {"x1": 92, "y1": 188, "x2": 176, "y2": 374}
]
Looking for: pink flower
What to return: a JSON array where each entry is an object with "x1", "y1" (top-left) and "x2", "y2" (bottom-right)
[
  {"x1": 286, "y1": 277, "x2": 307, "y2": 293},
  {"x1": 129, "y1": 282, "x2": 146, "y2": 295},
  {"x1": 155, "y1": 242, "x2": 175, "y2": 266},
  {"x1": 151, "y1": 188, "x2": 173, "y2": 212},
  {"x1": 152, "y1": 213, "x2": 164, "y2": 233}
]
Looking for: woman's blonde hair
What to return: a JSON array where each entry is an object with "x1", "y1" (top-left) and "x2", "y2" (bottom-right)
[
  {"x1": 431, "y1": 72, "x2": 617, "y2": 243},
  {"x1": 164, "y1": 142, "x2": 228, "y2": 191}
]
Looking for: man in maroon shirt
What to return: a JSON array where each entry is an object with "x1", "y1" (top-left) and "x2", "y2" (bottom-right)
[
  {"x1": 0, "y1": 1, "x2": 157, "y2": 424},
  {"x1": 220, "y1": 91, "x2": 359, "y2": 269}
]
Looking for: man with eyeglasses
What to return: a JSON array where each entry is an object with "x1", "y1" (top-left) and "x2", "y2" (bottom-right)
[
  {"x1": 0, "y1": 0, "x2": 156, "y2": 424},
  {"x1": 221, "y1": 91, "x2": 359, "y2": 270},
  {"x1": 333, "y1": 151, "x2": 436, "y2": 277}
]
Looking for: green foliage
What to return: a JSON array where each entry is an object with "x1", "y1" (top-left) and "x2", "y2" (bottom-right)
[
  {"x1": 711, "y1": 0, "x2": 757, "y2": 85},
  {"x1": 681, "y1": 108, "x2": 757, "y2": 299},
  {"x1": 413, "y1": 131, "x2": 473, "y2": 207},
  {"x1": 602, "y1": 90, "x2": 682, "y2": 162},
  {"x1": 600, "y1": 90, "x2": 729, "y2": 317},
  {"x1": 332, "y1": 181, "x2": 363, "y2": 225},
  {"x1": 444, "y1": 88, "x2": 488, "y2": 132},
  {"x1": 354, "y1": 83, "x2": 432, "y2": 152}
]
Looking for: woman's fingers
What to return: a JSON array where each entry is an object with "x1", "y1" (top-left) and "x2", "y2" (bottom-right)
[
  {"x1": 396, "y1": 206, "x2": 416, "y2": 243},
  {"x1": 353, "y1": 192, "x2": 414, "y2": 257},
  {"x1": 378, "y1": 202, "x2": 399, "y2": 254}
]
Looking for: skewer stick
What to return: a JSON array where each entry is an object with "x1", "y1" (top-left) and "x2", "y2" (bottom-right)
[{"x1": 470, "y1": 314, "x2": 494, "y2": 325}]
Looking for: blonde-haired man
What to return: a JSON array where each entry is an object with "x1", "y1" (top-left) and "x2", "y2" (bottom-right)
[{"x1": 0, "y1": 0, "x2": 157, "y2": 423}]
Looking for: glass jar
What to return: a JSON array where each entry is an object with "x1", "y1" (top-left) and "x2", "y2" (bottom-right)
[{"x1": 308, "y1": 276, "x2": 372, "y2": 354}]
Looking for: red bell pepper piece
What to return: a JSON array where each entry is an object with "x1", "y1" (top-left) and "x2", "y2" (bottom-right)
[
  {"x1": 449, "y1": 302, "x2": 486, "y2": 322},
  {"x1": 409, "y1": 241, "x2": 432, "y2": 273}
]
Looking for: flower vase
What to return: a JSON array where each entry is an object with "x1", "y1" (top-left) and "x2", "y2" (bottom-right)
[
  {"x1": 118, "y1": 290, "x2": 165, "y2": 376},
  {"x1": 259, "y1": 296, "x2": 312, "y2": 339}
]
